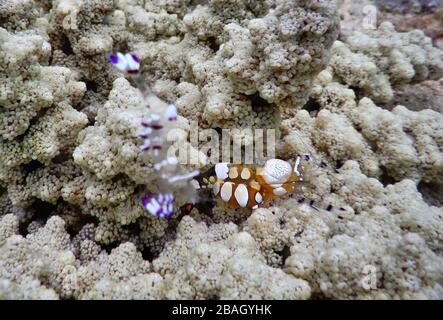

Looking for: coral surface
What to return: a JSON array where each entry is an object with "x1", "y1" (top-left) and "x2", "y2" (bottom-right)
[{"x1": 1, "y1": 0, "x2": 443, "y2": 300}]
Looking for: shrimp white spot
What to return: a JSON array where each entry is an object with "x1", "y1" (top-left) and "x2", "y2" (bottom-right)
[
  {"x1": 273, "y1": 187, "x2": 287, "y2": 196},
  {"x1": 262, "y1": 159, "x2": 292, "y2": 185},
  {"x1": 220, "y1": 182, "x2": 233, "y2": 202},
  {"x1": 215, "y1": 163, "x2": 229, "y2": 180},
  {"x1": 190, "y1": 179, "x2": 201, "y2": 190},
  {"x1": 229, "y1": 166, "x2": 239, "y2": 179},
  {"x1": 240, "y1": 168, "x2": 251, "y2": 180},
  {"x1": 294, "y1": 156, "x2": 302, "y2": 176},
  {"x1": 213, "y1": 181, "x2": 221, "y2": 195},
  {"x1": 249, "y1": 179, "x2": 261, "y2": 191},
  {"x1": 234, "y1": 184, "x2": 249, "y2": 208},
  {"x1": 255, "y1": 192, "x2": 263, "y2": 204}
]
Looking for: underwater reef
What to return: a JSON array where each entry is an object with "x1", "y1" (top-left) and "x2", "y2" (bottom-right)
[{"x1": 1, "y1": 0, "x2": 443, "y2": 299}]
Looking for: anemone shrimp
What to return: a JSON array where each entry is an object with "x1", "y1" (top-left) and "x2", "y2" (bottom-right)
[{"x1": 191, "y1": 155, "x2": 348, "y2": 214}]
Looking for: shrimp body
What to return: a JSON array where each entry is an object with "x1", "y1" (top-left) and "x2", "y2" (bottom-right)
[{"x1": 206, "y1": 158, "x2": 304, "y2": 209}]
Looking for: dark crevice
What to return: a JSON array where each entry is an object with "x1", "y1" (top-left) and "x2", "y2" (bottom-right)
[
  {"x1": 141, "y1": 247, "x2": 156, "y2": 261},
  {"x1": 18, "y1": 199, "x2": 57, "y2": 237},
  {"x1": 250, "y1": 93, "x2": 271, "y2": 111},
  {"x1": 85, "y1": 80, "x2": 98, "y2": 93},
  {"x1": 32, "y1": 199, "x2": 57, "y2": 217},
  {"x1": 193, "y1": 198, "x2": 216, "y2": 216},
  {"x1": 206, "y1": 36, "x2": 220, "y2": 52},
  {"x1": 379, "y1": 166, "x2": 397, "y2": 187},
  {"x1": 100, "y1": 242, "x2": 121, "y2": 255},
  {"x1": 111, "y1": 173, "x2": 127, "y2": 183},
  {"x1": 418, "y1": 180, "x2": 443, "y2": 207},
  {"x1": 334, "y1": 159, "x2": 346, "y2": 171},
  {"x1": 277, "y1": 245, "x2": 292, "y2": 267},
  {"x1": 22, "y1": 160, "x2": 44, "y2": 174},
  {"x1": 17, "y1": 107, "x2": 52, "y2": 142},
  {"x1": 61, "y1": 35, "x2": 73, "y2": 55},
  {"x1": 349, "y1": 85, "x2": 366, "y2": 101},
  {"x1": 52, "y1": 151, "x2": 72, "y2": 164},
  {"x1": 65, "y1": 211, "x2": 98, "y2": 237},
  {"x1": 18, "y1": 222, "x2": 30, "y2": 238},
  {"x1": 302, "y1": 98, "x2": 321, "y2": 114},
  {"x1": 365, "y1": 136, "x2": 379, "y2": 153}
]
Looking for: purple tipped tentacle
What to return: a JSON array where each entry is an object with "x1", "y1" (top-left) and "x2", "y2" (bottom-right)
[
  {"x1": 108, "y1": 54, "x2": 119, "y2": 64},
  {"x1": 131, "y1": 54, "x2": 140, "y2": 63}
]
